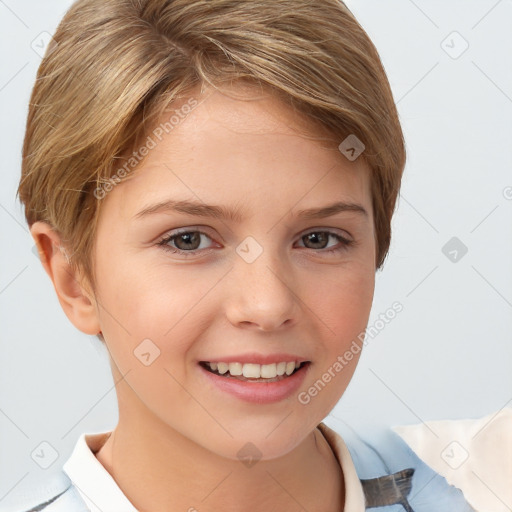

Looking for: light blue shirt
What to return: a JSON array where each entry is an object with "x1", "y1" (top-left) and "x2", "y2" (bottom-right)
[{"x1": 0, "y1": 422, "x2": 475, "y2": 511}]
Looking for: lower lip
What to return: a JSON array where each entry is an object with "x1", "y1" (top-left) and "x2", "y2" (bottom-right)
[{"x1": 198, "y1": 363, "x2": 310, "y2": 404}]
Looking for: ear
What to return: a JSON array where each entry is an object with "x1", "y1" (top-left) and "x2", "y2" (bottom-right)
[{"x1": 30, "y1": 221, "x2": 101, "y2": 336}]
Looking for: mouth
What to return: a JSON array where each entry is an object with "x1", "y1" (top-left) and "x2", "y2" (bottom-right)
[{"x1": 199, "y1": 360, "x2": 310, "y2": 383}]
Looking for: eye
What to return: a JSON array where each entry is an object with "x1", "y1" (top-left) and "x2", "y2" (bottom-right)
[
  {"x1": 157, "y1": 229, "x2": 216, "y2": 256},
  {"x1": 156, "y1": 228, "x2": 355, "y2": 257},
  {"x1": 296, "y1": 230, "x2": 355, "y2": 254}
]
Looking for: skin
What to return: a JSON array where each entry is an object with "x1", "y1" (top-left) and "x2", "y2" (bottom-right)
[{"x1": 31, "y1": 82, "x2": 376, "y2": 511}]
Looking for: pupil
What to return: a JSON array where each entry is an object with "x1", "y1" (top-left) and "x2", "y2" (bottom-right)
[
  {"x1": 176, "y1": 232, "x2": 200, "y2": 250},
  {"x1": 306, "y1": 232, "x2": 327, "y2": 249}
]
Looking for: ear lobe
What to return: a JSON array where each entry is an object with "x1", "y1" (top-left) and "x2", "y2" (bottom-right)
[{"x1": 30, "y1": 221, "x2": 101, "y2": 336}]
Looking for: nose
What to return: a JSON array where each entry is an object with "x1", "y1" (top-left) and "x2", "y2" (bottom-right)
[{"x1": 224, "y1": 245, "x2": 299, "y2": 332}]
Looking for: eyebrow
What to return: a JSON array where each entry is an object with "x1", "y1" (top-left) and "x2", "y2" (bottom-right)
[{"x1": 133, "y1": 199, "x2": 368, "y2": 222}]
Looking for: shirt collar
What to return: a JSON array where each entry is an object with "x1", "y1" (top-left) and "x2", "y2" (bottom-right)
[
  {"x1": 317, "y1": 422, "x2": 367, "y2": 511},
  {"x1": 62, "y1": 430, "x2": 138, "y2": 512},
  {"x1": 63, "y1": 422, "x2": 366, "y2": 512}
]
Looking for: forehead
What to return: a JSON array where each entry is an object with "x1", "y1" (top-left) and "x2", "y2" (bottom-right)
[{"x1": 102, "y1": 84, "x2": 373, "y2": 223}]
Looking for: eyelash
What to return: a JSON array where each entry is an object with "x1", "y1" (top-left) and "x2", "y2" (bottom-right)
[{"x1": 156, "y1": 228, "x2": 355, "y2": 257}]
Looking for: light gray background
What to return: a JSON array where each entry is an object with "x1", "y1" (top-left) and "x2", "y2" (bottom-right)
[{"x1": 1, "y1": 0, "x2": 511, "y2": 502}]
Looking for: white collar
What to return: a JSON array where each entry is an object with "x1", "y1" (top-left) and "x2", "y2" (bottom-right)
[
  {"x1": 62, "y1": 430, "x2": 138, "y2": 511},
  {"x1": 318, "y1": 422, "x2": 366, "y2": 510},
  {"x1": 62, "y1": 422, "x2": 365, "y2": 512}
]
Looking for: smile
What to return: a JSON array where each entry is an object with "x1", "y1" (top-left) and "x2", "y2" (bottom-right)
[
  {"x1": 200, "y1": 361, "x2": 304, "y2": 379},
  {"x1": 199, "y1": 361, "x2": 309, "y2": 382},
  {"x1": 198, "y1": 359, "x2": 311, "y2": 403}
]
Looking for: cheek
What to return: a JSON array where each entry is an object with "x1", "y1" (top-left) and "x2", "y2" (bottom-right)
[
  {"x1": 305, "y1": 263, "x2": 375, "y2": 338},
  {"x1": 94, "y1": 258, "x2": 220, "y2": 370},
  {"x1": 95, "y1": 255, "x2": 184, "y2": 331},
  {"x1": 296, "y1": 268, "x2": 373, "y2": 425}
]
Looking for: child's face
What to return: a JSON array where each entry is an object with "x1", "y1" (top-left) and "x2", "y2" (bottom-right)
[{"x1": 89, "y1": 83, "x2": 376, "y2": 460}]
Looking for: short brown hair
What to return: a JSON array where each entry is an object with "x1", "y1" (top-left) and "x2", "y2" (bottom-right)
[{"x1": 18, "y1": 0, "x2": 405, "y2": 299}]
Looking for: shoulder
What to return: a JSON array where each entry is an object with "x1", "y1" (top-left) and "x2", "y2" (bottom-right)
[
  {"x1": 321, "y1": 421, "x2": 476, "y2": 511},
  {"x1": 0, "y1": 472, "x2": 88, "y2": 512}
]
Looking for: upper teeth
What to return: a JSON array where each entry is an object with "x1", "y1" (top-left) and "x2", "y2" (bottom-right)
[{"x1": 207, "y1": 361, "x2": 300, "y2": 378}]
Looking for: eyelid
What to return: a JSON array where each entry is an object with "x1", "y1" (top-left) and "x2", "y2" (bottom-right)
[
  {"x1": 156, "y1": 228, "x2": 216, "y2": 247},
  {"x1": 154, "y1": 225, "x2": 216, "y2": 243},
  {"x1": 155, "y1": 225, "x2": 353, "y2": 244},
  {"x1": 301, "y1": 226, "x2": 353, "y2": 241},
  {"x1": 156, "y1": 225, "x2": 356, "y2": 257}
]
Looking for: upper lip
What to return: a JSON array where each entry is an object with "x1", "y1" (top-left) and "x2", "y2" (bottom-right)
[{"x1": 199, "y1": 353, "x2": 310, "y2": 365}]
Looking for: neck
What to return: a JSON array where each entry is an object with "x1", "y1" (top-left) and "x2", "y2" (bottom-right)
[{"x1": 95, "y1": 405, "x2": 344, "y2": 512}]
